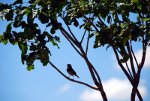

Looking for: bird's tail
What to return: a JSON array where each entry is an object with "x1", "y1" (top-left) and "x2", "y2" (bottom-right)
[{"x1": 75, "y1": 74, "x2": 79, "y2": 78}]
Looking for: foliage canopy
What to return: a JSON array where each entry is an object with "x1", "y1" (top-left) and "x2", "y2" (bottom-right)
[{"x1": 0, "y1": 0, "x2": 150, "y2": 101}]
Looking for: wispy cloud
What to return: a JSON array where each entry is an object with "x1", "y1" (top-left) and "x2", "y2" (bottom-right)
[
  {"x1": 57, "y1": 83, "x2": 71, "y2": 94},
  {"x1": 80, "y1": 78, "x2": 147, "y2": 101}
]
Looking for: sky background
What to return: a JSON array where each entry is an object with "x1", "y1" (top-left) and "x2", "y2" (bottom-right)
[{"x1": 0, "y1": 0, "x2": 150, "y2": 101}]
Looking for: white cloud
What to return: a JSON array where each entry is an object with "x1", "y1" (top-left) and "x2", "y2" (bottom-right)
[
  {"x1": 58, "y1": 83, "x2": 71, "y2": 94},
  {"x1": 80, "y1": 78, "x2": 147, "y2": 101},
  {"x1": 135, "y1": 47, "x2": 150, "y2": 68}
]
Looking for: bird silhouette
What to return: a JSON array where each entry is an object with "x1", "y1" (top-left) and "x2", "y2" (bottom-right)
[{"x1": 67, "y1": 64, "x2": 79, "y2": 78}]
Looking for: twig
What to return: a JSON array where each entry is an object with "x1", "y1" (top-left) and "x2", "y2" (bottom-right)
[
  {"x1": 125, "y1": 63, "x2": 133, "y2": 79},
  {"x1": 60, "y1": 29, "x2": 83, "y2": 57},
  {"x1": 61, "y1": 16, "x2": 79, "y2": 42},
  {"x1": 85, "y1": 31, "x2": 90, "y2": 55},
  {"x1": 98, "y1": 16, "x2": 107, "y2": 28},
  {"x1": 80, "y1": 30, "x2": 86, "y2": 44}
]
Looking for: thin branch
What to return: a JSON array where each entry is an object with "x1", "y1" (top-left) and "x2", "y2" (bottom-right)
[
  {"x1": 59, "y1": 26, "x2": 79, "y2": 47},
  {"x1": 85, "y1": 31, "x2": 90, "y2": 55},
  {"x1": 61, "y1": 16, "x2": 79, "y2": 42},
  {"x1": 98, "y1": 16, "x2": 107, "y2": 28},
  {"x1": 80, "y1": 30, "x2": 86, "y2": 44},
  {"x1": 126, "y1": 42, "x2": 136, "y2": 77},
  {"x1": 48, "y1": 61, "x2": 98, "y2": 90},
  {"x1": 112, "y1": 46, "x2": 132, "y2": 81},
  {"x1": 83, "y1": 15, "x2": 99, "y2": 32},
  {"x1": 130, "y1": 42, "x2": 139, "y2": 69},
  {"x1": 92, "y1": 66, "x2": 102, "y2": 85},
  {"x1": 125, "y1": 63, "x2": 133, "y2": 79},
  {"x1": 112, "y1": 46, "x2": 143, "y2": 101},
  {"x1": 60, "y1": 29, "x2": 83, "y2": 57},
  {"x1": 139, "y1": 37, "x2": 147, "y2": 69},
  {"x1": 66, "y1": 24, "x2": 78, "y2": 42}
]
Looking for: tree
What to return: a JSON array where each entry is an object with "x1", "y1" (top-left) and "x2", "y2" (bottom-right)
[{"x1": 0, "y1": 0, "x2": 149, "y2": 101}]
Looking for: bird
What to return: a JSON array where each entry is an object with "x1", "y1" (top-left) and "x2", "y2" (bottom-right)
[{"x1": 67, "y1": 64, "x2": 79, "y2": 78}]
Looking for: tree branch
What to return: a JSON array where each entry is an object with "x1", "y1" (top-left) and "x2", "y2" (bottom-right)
[
  {"x1": 125, "y1": 63, "x2": 133, "y2": 79},
  {"x1": 126, "y1": 42, "x2": 136, "y2": 77},
  {"x1": 112, "y1": 46, "x2": 143, "y2": 101},
  {"x1": 85, "y1": 31, "x2": 90, "y2": 55},
  {"x1": 59, "y1": 29, "x2": 83, "y2": 57},
  {"x1": 130, "y1": 42, "x2": 139, "y2": 69},
  {"x1": 80, "y1": 30, "x2": 86, "y2": 44},
  {"x1": 98, "y1": 16, "x2": 107, "y2": 28},
  {"x1": 61, "y1": 16, "x2": 79, "y2": 42},
  {"x1": 48, "y1": 61, "x2": 98, "y2": 90}
]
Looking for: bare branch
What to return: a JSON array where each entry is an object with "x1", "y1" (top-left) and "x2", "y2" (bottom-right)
[
  {"x1": 130, "y1": 42, "x2": 139, "y2": 69},
  {"x1": 112, "y1": 46, "x2": 132, "y2": 81},
  {"x1": 125, "y1": 63, "x2": 133, "y2": 79},
  {"x1": 126, "y1": 42, "x2": 136, "y2": 77},
  {"x1": 83, "y1": 15, "x2": 99, "y2": 32},
  {"x1": 139, "y1": 37, "x2": 147, "y2": 69},
  {"x1": 92, "y1": 66, "x2": 102, "y2": 85},
  {"x1": 66, "y1": 24, "x2": 79, "y2": 42},
  {"x1": 98, "y1": 16, "x2": 107, "y2": 28},
  {"x1": 112, "y1": 46, "x2": 143, "y2": 101},
  {"x1": 48, "y1": 61, "x2": 98, "y2": 90},
  {"x1": 61, "y1": 16, "x2": 79, "y2": 42},
  {"x1": 85, "y1": 31, "x2": 90, "y2": 55},
  {"x1": 59, "y1": 26, "x2": 79, "y2": 47},
  {"x1": 60, "y1": 29, "x2": 83, "y2": 57},
  {"x1": 80, "y1": 30, "x2": 86, "y2": 44}
]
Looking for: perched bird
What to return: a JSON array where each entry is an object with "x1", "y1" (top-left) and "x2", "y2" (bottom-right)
[{"x1": 67, "y1": 64, "x2": 79, "y2": 78}]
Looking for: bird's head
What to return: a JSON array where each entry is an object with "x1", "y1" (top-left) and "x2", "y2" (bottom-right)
[{"x1": 67, "y1": 64, "x2": 72, "y2": 68}]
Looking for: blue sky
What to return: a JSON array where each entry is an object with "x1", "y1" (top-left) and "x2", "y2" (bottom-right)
[{"x1": 0, "y1": 0, "x2": 150, "y2": 101}]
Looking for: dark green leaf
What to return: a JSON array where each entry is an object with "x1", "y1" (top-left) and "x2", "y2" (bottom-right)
[
  {"x1": 5, "y1": 10, "x2": 14, "y2": 21},
  {"x1": 38, "y1": 12, "x2": 49, "y2": 24},
  {"x1": 38, "y1": 49, "x2": 49, "y2": 66},
  {"x1": 120, "y1": 54, "x2": 129, "y2": 63},
  {"x1": 73, "y1": 18, "x2": 79, "y2": 27},
  {"x1": 6, "y1": 22, "x2": 12, "y2": 33},
  {"x1": 13, "y1": 0, "x2": 23, "y2": 5},
  {"x1": 50, "y1": 27, "x2": 56, "y2": 34},
  {"x1": 18, "y1": 42, "x2": 28, "y2": 55},
  {"x1": 26, "y1": 52, "x2": 36, "y2": 66}
]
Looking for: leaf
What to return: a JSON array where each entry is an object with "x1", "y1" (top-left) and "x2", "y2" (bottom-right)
[
  {"x1": 13, "y1": 0, "x2": 23, "y2": 5},
  {"x1": 50, "y1": 27, "x2": 56, "y2": 34},
  {"x1": 0, "y1": 35, "x2": 3, "y2": 42},
  {"x1": 120, "y1": 54, "x2": 129, "y2": 63},
  {"x1": 107, "y1": 15, "x2": 111, "y2": 24},
  {"x1": 5, "y1": 10, "x2": 14, "y2": 21},
  {"x1": 73, "y1": 18, "x2": 79, "y2": 27},
  {"x1": 26, "y1": 52, "x2": 36, "y2": 66},
  {"x1": 25, "y1": 8, "x2": 31, "y2": 15},
  {"x1": 132, "y1": 0, "x2": 138, "y2": 3},
  {"x1": 18, "y1": 42, "x2": 28, "y2": 55},
  {"x1": 6, "y1": 22, "x2": 12, "y2": 33},
  {"x1": 38, "y1": 12, "x2": 49, "y2": 24},
  {"x1": 27, "y1": 65, "x2": 34, "y2": 71},
  {"x1": 38, "y1": 49, "x2": 49, "y2": 66},
  {"x1": 29, "y1": 0, "x2": 36, "y2": 4}
]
